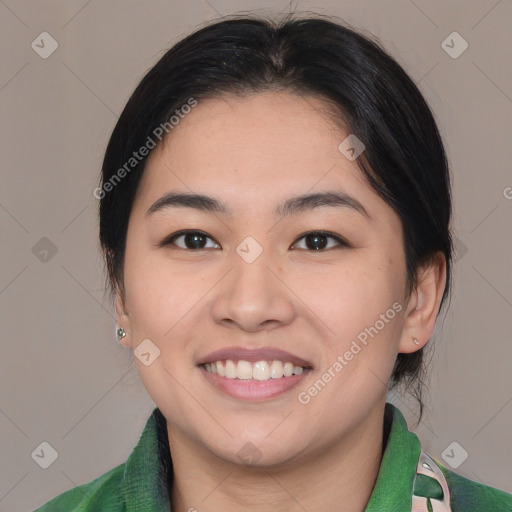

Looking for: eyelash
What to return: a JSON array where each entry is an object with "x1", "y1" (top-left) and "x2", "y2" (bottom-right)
[{"x1": 159, "y1": 230, "x2": 349, "y2": 251}]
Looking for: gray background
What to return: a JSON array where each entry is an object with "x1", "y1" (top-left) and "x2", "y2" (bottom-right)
[{"x1": 1, "y1": 1, "x2": 511, "y2": 510}]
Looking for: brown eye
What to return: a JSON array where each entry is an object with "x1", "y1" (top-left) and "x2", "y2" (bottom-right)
[
  {"x1": 291, "y1": 231, "x2": 348, "y2": 251},
  {"x1": 159, "y1": 230, "x2": 348, "y2": 251},
  {"x1": 160, "y1": 230, "x2": 220, "y2": 250}
]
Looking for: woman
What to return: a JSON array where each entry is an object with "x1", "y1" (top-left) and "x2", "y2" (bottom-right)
[{"x1": 35, "y1": 12, "x2": 512, "y2": 512}]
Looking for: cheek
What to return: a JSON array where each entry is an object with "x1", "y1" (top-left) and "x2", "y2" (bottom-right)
[
  {"x1": 123, "y1": 241, "x2": 189, "y2": 328},
  {"x1": 122, "y1": 246, "x2": 202, "y2": 413},
  {"x1": 122, "y1": 243, "x2": 207, "y2": 384},
  {"x1": 297, "y1": 257, "x2": 401, "y2": 330},
  {"x1": 301, "y1": 257, "x2": 404, "y2": 386}
]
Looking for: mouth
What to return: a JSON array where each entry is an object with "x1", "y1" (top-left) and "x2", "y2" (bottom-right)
[
  {"x1": 197, "y1": 347, "x2": 313, "y2": 401},
  {"x1": 201, "y1": 359, "x2": 313, "y2": 381}
]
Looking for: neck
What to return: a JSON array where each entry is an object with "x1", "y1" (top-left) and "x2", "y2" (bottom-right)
[{"x1": 167, "y1": 401, "x2": 387, "y2": 512}]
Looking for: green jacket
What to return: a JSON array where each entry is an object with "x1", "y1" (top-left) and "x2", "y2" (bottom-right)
[{"x1": 34, "y1": 404, "x2": 512, "y2": 511}]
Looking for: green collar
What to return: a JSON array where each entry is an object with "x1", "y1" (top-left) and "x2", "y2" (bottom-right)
[
  {"x1": 365, "y1": 403, "x2": 422, "y2": 510},
  {"x1": 120, "y1": 407, "x2": 172, "y2": 511},
  {"x1": 119, "y1": 402, "x2": 421, "y2": 511}
]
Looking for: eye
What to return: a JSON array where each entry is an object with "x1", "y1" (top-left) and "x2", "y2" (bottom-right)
[
  {"x1": 291, "y1": 231, "x2": 349, "y2": 251},
  {"x1": 159, "y1": 230, "x2": 220, "y2": 250},
  {"x1": 159, "y1": 230, "x2": 348, "y2": 251}
]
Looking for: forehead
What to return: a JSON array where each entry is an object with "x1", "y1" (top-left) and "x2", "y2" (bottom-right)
[{"x1": 135, "y1": 91, "x2": 382, "y2": 217}]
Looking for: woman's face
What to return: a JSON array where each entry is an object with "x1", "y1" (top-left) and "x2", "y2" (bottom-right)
[{"x1": 118, "y1": 91, "x2": 420, "y2": 466}]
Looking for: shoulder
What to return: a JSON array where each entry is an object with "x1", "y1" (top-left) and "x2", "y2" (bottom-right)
[
  {"x1": 33, "y1": 462, "x2": 126, "y2": 511},
  {"x1": 33, "y1": 407, "x2": 169, "y2": 512},
  {"x1": 439, "y1": 462, "x2": 512, "y2": 510}
]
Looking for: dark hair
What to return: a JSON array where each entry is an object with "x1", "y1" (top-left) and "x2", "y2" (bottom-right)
[{"x1": 98, "y1": 12, "x2": 453, "y2": 418}]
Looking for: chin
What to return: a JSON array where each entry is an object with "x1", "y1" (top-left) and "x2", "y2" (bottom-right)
[{"x1": 208, "y1": 433, "x2": 308, "y2": 469}]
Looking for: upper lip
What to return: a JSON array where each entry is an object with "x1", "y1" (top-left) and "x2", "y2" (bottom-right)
[{"x1": 197, "y1": 346, "x2": 313, "y2": 368}]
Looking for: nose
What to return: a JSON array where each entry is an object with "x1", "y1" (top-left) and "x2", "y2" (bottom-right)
[{"x1": 210, "y1": 251, "x2": 296, "y2": 332}]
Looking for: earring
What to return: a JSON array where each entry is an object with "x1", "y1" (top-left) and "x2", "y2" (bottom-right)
[
  {"x1": 412, "y1": 337, "x2": 419, "y2": 345},
  {"x1": 116, "y1": 327, "x2": 126, "y2": 341}
]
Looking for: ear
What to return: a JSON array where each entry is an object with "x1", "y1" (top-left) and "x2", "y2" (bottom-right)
[
  {"x1": 398, "y1": 252, "x2": 447, "y2": 354},
  {"x1": 114, "y1": 288, "x2": 131, "y2": 348}
]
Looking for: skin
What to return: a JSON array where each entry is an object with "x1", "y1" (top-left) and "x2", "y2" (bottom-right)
[{"x1": 114, "y1": 91, "x2": 447, "y2": 512}]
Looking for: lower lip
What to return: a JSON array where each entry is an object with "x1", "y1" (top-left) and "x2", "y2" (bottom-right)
[{"x1": 199, "y1": 365, "x2": 312, "y2": 401}]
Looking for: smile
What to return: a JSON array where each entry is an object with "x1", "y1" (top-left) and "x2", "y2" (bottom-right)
[
  {"x1": 199, "y1": 360, "x2": 313, "y2": 401},
  {"x1": 202, "y1": 359, "x2": 312, "y2": 381}
]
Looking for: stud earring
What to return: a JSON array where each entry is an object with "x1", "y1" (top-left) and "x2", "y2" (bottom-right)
[
  {"x1": 412, "y1": 337, "x2": 419, "y2": 345},
  {"x1": 116, "y1": 327, "x2": 126, "y2": 341}
]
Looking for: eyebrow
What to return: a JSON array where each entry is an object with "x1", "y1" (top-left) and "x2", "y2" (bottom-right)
[{"x1": 145, "y1": 191, "x2": 371, "y2": 219}]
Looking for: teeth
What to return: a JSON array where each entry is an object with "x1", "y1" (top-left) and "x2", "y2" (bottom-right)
[
  {"x1": 203, "y1": 359, "x2": 308, "y2": 381},
  {"x1": 270, "y1": 360, "x2": 283, "y2": 378},
  {"x1": 225, "y1": 359, "x2": 237, "y2": 378},
  {"x1": 253, "y1": 361, "x2": 270, "y2": 381},
  {"x1": 237, "y1": 360, "x2": 253, "y2": 379},
  {"x1": 216, "y1": 361, "x2": 226, "y2": 377}
]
